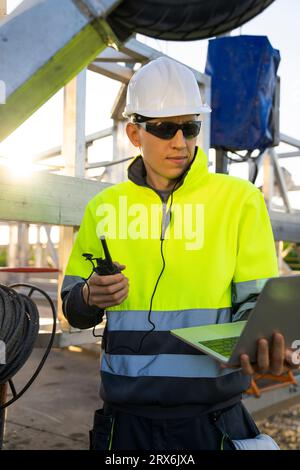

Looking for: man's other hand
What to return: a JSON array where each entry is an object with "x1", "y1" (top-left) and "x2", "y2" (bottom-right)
[
  {"x1": 82, "y1": 262, "x2": 129, "y2": 309},
  {"x1": 240, "y1": 332, "x2": 300, "y2": 376}
]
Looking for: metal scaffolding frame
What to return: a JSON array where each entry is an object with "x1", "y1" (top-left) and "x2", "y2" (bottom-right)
[{"x1": 0, "y1": 0, "x2": 122, "y2": 141}]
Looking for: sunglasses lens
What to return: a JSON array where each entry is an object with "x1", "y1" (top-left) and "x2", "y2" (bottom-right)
[
  {"x1": 145, "y1": 121, "x2": 201, "y2": 140},
  {"x1": 182, "y1": 122, "x2": 201, "y2": 139},
  {"x1": 146, "y1": 122, "x2": 178, "y2": 139}
]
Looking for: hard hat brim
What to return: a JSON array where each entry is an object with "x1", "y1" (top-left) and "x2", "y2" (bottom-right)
[{"x1": 123, "y1": 104, "x2": 211, "y2": 119}]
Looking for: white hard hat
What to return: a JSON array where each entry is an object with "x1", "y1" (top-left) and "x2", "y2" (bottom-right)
[{"x1": 124, "y1": 57, "x2": 211, "y2": 119}]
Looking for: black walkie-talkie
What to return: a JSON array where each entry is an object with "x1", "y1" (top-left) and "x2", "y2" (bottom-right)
[{"x1": 82, "y1": 236, "x2": 120, "y2": 276}]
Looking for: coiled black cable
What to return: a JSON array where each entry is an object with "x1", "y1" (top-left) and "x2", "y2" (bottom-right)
[
  {"x1": 0, "y1": 283, "x2": 56, "y2": 410},
  {"x1": 0, "y1": 284, "x2": 39, "y2": 384}
]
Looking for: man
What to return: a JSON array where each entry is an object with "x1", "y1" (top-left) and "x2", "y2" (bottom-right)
[{"x1": 61, "y1": 57, "x2": 296, "y2": 450}]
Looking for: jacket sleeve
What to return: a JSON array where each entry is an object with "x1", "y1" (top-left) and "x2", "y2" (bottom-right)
[
  {"x1": 232, "y1": 189, "x2": 279, "y2": 322},
  {"x1": 61, "y1": 201, "x2": 105, "y2": 329},
  {"x1": 62, "y1": 282, "x2": 104, "y2": 329}
]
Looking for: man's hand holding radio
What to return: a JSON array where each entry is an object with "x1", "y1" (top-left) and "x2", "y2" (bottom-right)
[{"x1": 82, "y1": 262, "x2": 129, "y2": 309}]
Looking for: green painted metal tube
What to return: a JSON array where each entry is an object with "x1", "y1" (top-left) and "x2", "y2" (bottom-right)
[{"x1": 0, "y1": 11, "x2": 120, "y2": 142}]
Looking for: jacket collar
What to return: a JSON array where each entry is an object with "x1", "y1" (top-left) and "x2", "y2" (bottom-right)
[{"x1": 127, "y1": 146, "x2": 209, "y2": 193}]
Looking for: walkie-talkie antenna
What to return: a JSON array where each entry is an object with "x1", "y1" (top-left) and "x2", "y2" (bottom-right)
[
  {"x1": 82, "y1": 236, "x2": 119, "y2": 276},
  {"x1": 100, "y1": 236, "x2": 113, "y2": 266}
]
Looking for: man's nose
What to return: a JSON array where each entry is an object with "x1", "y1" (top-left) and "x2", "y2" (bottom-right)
[{"x1": 171, "y1": 129, "x2": 187, "y2": 148}]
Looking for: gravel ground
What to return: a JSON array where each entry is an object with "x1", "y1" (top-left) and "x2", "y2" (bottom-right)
[{"x1": 256, "y1": 402, "x2": 300, "y2": 450}]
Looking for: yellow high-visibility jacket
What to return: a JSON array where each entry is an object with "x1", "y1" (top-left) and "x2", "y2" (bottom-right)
[{"x1": 62, "y1": 147, "x2": 278, "y2": 417}]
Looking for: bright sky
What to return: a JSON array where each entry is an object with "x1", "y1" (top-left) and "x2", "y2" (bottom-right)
[{"x1": 0, "y1": 0, "x2": 299, "y2": 245}]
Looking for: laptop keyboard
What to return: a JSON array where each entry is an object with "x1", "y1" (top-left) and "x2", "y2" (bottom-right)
[{"x1": 199, "y1": 337, "x2": 239, "y2": 358}]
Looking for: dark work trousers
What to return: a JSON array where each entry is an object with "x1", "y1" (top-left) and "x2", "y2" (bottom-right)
[{"x1": 102, "y1": 401, "x2": 260, "y2": 451}]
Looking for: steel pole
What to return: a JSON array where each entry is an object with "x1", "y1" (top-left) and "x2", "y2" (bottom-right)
[{"x1": 0, "y1": 383, "x2": 8, "y2": 450}]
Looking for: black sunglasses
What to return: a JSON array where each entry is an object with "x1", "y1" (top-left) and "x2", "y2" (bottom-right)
[{"x1": 137, "y1": 120, "x2": 202, "y2": 140}]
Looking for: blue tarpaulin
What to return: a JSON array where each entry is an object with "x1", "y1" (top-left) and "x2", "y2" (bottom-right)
[{"x1": 205, "y1": 36, "x2": 280, "y2": 151}]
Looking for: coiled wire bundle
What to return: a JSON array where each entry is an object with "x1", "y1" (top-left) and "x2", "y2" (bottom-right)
[
  {"x1": 0, "y1": 283, "x2": 56, "y2": 410},
  {"x1": 0, "y1": 284, "x2": 39, "y2": 384}
]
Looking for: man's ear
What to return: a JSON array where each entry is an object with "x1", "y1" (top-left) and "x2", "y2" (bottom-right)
[{"x1": 126, "y1": 122, "x2": 141, "y2": 147}]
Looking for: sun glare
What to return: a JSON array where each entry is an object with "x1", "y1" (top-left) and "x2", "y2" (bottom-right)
[{"x1": 4, "y1": 151, "x2": 36, "y2": 178}]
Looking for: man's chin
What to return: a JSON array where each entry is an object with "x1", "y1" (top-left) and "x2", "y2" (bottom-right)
[{"x1": 162, "y1": 171, "x2": 186, "y2": 186}]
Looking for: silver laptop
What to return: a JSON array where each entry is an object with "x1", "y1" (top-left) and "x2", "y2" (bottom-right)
[{"x1": 171, "y1": 275, "x2": 300, "y2": 366}]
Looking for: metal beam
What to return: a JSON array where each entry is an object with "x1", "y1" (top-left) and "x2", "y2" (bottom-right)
[
  {"x1": 201, "y1": 75, "x2": 211, "y2": 156},
  {"x1": 32, "y1": 146, "x2": 62, "y2": 163},
  {"x1": 43, "y1": 226, "x2": 59, "y2": 267},
  {"x1": 86, "y1": 155, "x2": 133, "y2": 169},
  {"x1": 215, "y1": 149, "x2": 228, "y2": 174},
  {"x1": 119, "y1": 38, "x2": 160, "y2": 63},
  {"x1": 111, "y1": 83, "x2": 127, "y2": 120},
  {"x1": 0, "y1": 0, "x2": 121, "y2": 142},
  {"x1": 88, "y1": 61, "x2": 133, "y2": 83},
  {"x1": 63, "y1": 70, "x2": 87, "y2": 178},
  {"x1": 109, "y1": 120, "x2": 137, "y2": 182},
  {"x1": 121, "y1": 38, "x2": 212, "y2": 86},
  {"x1": 82, "y1": 0, "x2": 123, "y2": 17},
  {"x1": 0, "y1": 167, "x2": 110, "y2": 226},
  {"x1": 277, "y1": 151, "x2": 300, "y2": 159},
  {"x1": 86, "y1": 127, "x2": 114, "y2": 145},
  {"x1": 270, "y1": 210, "x2": 300, "y2": 242},
  {"x1": 269, "y1": 148, "x2": 293, "y2": 213},
  {"x1": 280, "y1": 133, "x2": 300, "y2": 149},
  {"x1": 0, "y1": 383, "x2": 7, "y2": 450},
  {"x1": 32, "y1": 127, "x2": 114, "y2": 162},
  {"x1": 94, "y1": 49, "x2": 136, "y2": 63},
  {"x1": 91, "y1": 38, "x2": 211, "y2": 86}
]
